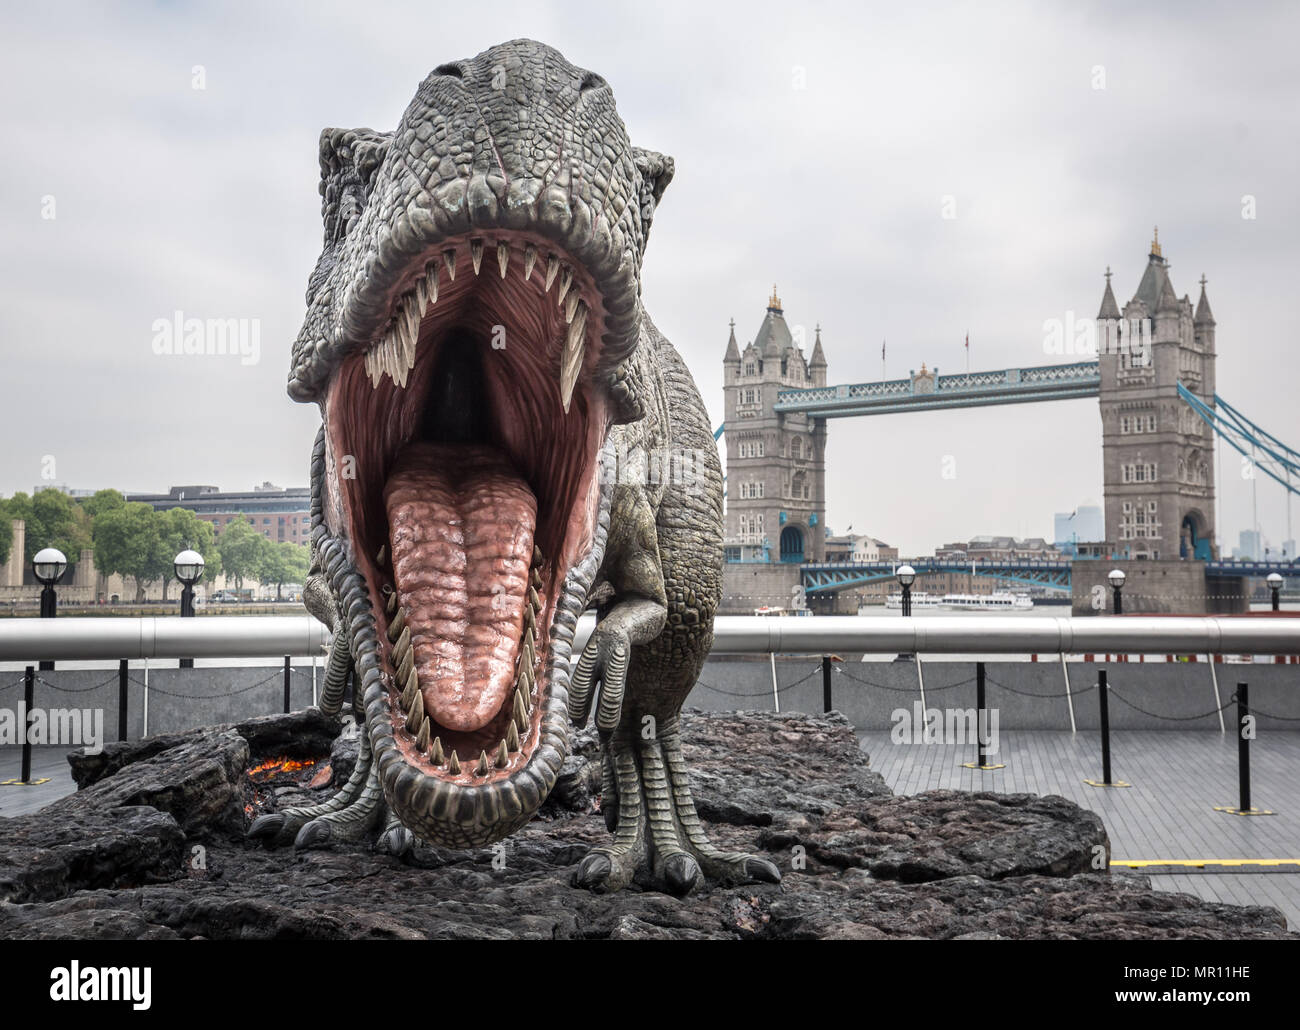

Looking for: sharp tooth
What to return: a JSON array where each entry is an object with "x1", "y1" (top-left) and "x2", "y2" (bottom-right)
[
  {"x1": 519, "y1": 637, "x2": 535, "y2": 676},
  {"x1": 545, "y1": 254, "x2": 559, "y2": 291},
  {"x1": 415, "y1": 277, "x2": 429, "y2": 318},
  {"x1": 530, "y1": 567, "x2": 543, "y2": 590},
  {"x1": 513, "y1": 689, "x2": 529, "y2": 730},
  {"x1": 425, "y1": 263, "x2": 439, "y2": 304},
  {"x1": 524, "y1": 604, "x2": 536, "y2": 636},
  {"x1": 404, "y1": 689, "x2": 424, "y2": 733},
  {"x1": 497, "y1": 241, "x2": 509, "y2": 278},
  {"x1": 447, "y1": 751, "x2": 461, "y2": 775},
  {"x1": 443, "y1": 249, "x2": 456, "y2": 280},
  {"x1": 476, "y1": 750, "x2": 490, "y2": 776},
  {"x1": 385, "y1": 588, "x2": 398, "y2": 615},
  {"x1": 388, "y1": 607, "x2": 406, "y2": 642},
  {"x1": 506, "y1": 721, "x2": 520, "y2": 752},
  {"x1": 528, "y1": 585, "x2": 542, "y2": 611},
  {"x1": 393, "y1": 626, "x2": 411, "y2": 665},
  {"x1": 376, "y1": 544, "x2": 387, "y2": 566},
  {"x1": 559, "y1": 303, "x2": 587, "y2": 413},
  {"x1": 393, "y1": 323, "x2": 411, "y2": 376},
  {"x1": 430, "y1": 736, "x2": 445, "y2": 765},
  {"x1": 470, "y1": 239, "x2": 483, "y2": 275},
  {"x1": 524, "y1": 244, "x2": 537, "y2": 281},
  {"x1": 532, "y1": 545, "x2": 543, "y2": 567},
  {"x1": 404, "y1": 294, "x2": 420, "y2": 357},
  {"x1": 565, "y1": 290, "x2": 580, "y2": 324},
  {"x1": 496, "y1": 741, "x2": 510, "y2": 768},
  {"x1": 400, "y1": 671, "x2": 418, "y2": 710},
  {"x1": 397, "y1": 647, "x2": 414, "y2": 685},
  {"x1": 415, "y1": 719, "x2": 430, "y2": 752},
  {"x1": 557, "y1": 266, "x2": 573, "y2": 305}
]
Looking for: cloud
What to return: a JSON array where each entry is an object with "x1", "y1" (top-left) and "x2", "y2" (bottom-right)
[{"x1": 1, "y1": 1, "x2": 1296, "y2": 554}]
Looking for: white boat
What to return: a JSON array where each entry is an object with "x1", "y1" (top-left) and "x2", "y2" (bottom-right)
[
  {"x1": 883, "y1": 592, "x2": 941, "y2": 610},
  {"x1": 937, "y1": 591, "x2": 1034, "y2": 611}
]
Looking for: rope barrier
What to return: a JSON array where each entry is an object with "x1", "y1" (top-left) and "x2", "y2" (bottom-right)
[
  {"x1": 984, "y1": 673, "x2": 1094, "y2": 700},
  {"x1": 144, "y1": 668, "x2": 285, "y2": 700},
  {"x1": 1105, "y1": 688, "x2": 1234, "y2": 723},
  {"x1": 833, "y1": 665, "x2": 974, "y2": 693},
  {"x1": 698, "y1": 664, "x2": 823, "y2": 698},
  {"x1": 33, "y1": 672, "x2": 122, "y2": 695}
]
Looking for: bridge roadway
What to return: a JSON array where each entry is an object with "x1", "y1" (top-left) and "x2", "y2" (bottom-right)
[
  {"x1": 800, "y1": 557, "x2": 1299, "y2": 596},
  {"x1": 773, "y1": 360, "x2": 1101, "y2": 418}
]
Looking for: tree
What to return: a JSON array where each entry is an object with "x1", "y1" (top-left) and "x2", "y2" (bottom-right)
[
  {"x1": 261, "y1": 541, "x2": 310, "y2": 600},
  {"x1": 92, "y1": 502, "x2": 163, "y2": 602},
  {"x1": 217, "y1": 516, "x2": 268, "y2": 592},
  {"x1": 155, "y1": 508, "x2": 219, "y2": 602},
  {"x1": 81, "y1": 489, "x2": 126, "y2": 521}
]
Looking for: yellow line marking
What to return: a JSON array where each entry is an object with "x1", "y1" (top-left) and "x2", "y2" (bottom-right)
[{"x1": 1112, "y1": 859, "x2": 1300, "y2": 868}]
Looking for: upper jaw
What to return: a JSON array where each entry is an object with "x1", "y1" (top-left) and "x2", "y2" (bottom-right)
[{"x1": 288, "y1": 177, "x2": 644, "y2": 404}]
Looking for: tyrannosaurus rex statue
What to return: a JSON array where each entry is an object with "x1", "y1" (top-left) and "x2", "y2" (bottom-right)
[{"x1": 252, "y1": 38, "x2": 779, "y2": 894}]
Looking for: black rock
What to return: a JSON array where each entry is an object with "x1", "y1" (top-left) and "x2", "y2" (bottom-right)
[{"x1": 2, "y1": 709, "x2": 1291, "y2": 940}]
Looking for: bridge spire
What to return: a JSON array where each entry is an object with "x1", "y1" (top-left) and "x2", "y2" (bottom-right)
[
  {"x1": 1194, "y1": 274, "x2": 1215, "y2": 326},
  {"x1": 724, "y1": 317, "x2": 740, "y2": 362},
  {"x1": 1098, "y1": 265, "x2": 1121, "y2": 320}
]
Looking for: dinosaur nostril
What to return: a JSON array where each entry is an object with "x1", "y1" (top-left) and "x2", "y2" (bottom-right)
[
  {"x1": 579, "y1": 72, "x2": 606, "y2": 92},
  {"x1": 434, "y1": 63, "x2": 464, "y2": 79}
]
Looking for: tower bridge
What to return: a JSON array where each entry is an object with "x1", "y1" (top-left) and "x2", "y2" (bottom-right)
[{"x1": 720, "y1": 234, "x2": 1298, "y2": 615}]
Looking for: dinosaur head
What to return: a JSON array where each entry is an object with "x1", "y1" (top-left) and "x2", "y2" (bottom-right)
[{"x1": 287, "y1": 40, "x2": 671, "y2": 847}]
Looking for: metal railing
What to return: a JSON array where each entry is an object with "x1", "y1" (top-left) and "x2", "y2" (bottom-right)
[{"x1": 0, "y1": 613, "x2": 1296, "y2": 662}]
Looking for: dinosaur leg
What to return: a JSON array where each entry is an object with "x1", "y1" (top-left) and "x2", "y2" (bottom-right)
[{"x1": 658, "y1": 714, "x2": 781, "y2": 884}]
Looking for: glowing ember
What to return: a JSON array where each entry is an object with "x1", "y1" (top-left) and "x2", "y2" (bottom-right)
[{"x1": 246, "y1": 756, "x2": 317, "y2": 781}]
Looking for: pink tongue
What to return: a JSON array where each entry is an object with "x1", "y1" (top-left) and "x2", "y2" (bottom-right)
[{"x1": 384, "y1": 442, "x2": 536, "y2": 733}]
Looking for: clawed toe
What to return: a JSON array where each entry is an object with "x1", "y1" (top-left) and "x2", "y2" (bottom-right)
[
  {"x1": 294, "y1": 819, "x2": 332, "y2": 851},
  {"x1": 744, "y1": 856, "x2": 782, "y2": 884},
  {"x1": 247, "y1": 813, "x2": 287, "y2": 844},
  {"x1": 662, "y1": 853, "x2": 701, "y2": 895},
  {"x1": 573, "y1": 852, "x2": 613, "y2": 891}
]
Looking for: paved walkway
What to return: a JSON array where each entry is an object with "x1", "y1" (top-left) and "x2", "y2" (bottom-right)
[
  {"x1": 859, "y1": 729, "x2": 1300, "y2": 929},
  {"x1": 0, "y1": 748, "x2": 78, "y2": 817}
]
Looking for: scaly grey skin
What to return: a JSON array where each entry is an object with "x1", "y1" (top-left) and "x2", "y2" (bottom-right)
[{"x1": 251, "y1": 39, "x2": 778, "y2": 894}]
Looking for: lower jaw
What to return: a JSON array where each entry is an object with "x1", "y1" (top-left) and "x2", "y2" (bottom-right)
[{"x1": 315, "y1": 440, "x2": 617, "y2": 848}]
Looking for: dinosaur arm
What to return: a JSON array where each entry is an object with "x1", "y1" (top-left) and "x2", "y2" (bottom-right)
[{"x1": 569, "y1": 483, "x2": 665, "y2": 731}]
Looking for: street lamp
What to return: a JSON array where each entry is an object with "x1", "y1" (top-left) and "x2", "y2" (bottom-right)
[
  {"x1": 174, "y1": 549, "x2": 205, "y2": 669},
  {"x1": 32, "y1": 547, "x2": 68, "y2": 671},
  {"x1": 1266, "y1": 572, "x2": 1283, "y2": 612},
  {"x1": 1108, "y1": 568, "x2": 1126, "y2": 615},
  {"x1": 894, "y1": 564, "x2": 916, "y2": 663},
  {"x1": 896, "y1": 564, "x2": 916, "y2": 617}
]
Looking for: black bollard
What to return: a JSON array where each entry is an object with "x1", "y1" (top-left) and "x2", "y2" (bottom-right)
[
  {"x1": 1236, "y1": 682, "x2": 1251, "y2": 812},
  {"x1": 21, "y1": 666, "x2": 34, "y2": 783},
  {"x1": 283, "y1": 655, "x2": 292, "y2": 714},
  {"x1": 1098, "y1": 668, "x2": 1112, "y2": 784},
  {"x1": 977, "y1": 661, "x2": 988, "y2": 769},
  {"x1": 118, "y1": 659, "x2": 128, "y2": 742},
  {"x1": 822, "y1": 656, "x2": 833, "y2": 714}
]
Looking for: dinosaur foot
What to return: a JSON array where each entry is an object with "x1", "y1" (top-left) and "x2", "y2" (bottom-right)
[
  {"x1": 247, "y1": 722, "x2": 392, "y2": 853},
  {"x1": 572, "y1": 718, "x2": 781, "y2": 895}
]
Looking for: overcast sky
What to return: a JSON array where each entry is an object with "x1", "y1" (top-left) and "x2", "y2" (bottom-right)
[{"x1": 2, "y1": 1, "x2": 1297, "y2": 556}]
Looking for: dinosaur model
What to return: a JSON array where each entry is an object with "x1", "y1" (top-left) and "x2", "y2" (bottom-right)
[{"x1": 251, "y1": 38, "x2": 778, "y2": 894}]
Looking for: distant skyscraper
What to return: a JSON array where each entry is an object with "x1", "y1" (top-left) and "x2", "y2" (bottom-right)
[{"x1": 1054, "y1": 504, "x2": 1104, "y2": 552}]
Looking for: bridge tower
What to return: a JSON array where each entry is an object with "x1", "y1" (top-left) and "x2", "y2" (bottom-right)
[
  {"x1": 1097, "y1": 230, "x2": 1218, "y2": 562},
  {"x1": 722, "y1": 287, "x2": 828, "y2": 572}
]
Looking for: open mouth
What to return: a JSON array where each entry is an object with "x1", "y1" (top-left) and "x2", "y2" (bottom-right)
[{"x1": 324, "y1": 231, "x2": 611, "y2": 788}]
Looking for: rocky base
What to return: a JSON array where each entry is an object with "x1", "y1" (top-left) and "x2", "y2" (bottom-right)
[{"x1": 0, "y1": 709, "x2": 1290, "y2": 940}]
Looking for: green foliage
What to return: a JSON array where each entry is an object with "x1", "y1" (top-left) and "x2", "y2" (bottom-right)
[
  {"x1": 217, "y1": 515, "x2": 269, "y2": 591},
  {"x1": 91, "y1": 502, "x2": 163, "y2": 602},
  {"x1": 0, "y1": 489, "x2": 93, "y2": 569},
  {"x1": 81, "y1": 489, "x2": 126, "y2": 520},
  {"x1": 260, "y1": 540, "x2": 310, "y2": 599}
]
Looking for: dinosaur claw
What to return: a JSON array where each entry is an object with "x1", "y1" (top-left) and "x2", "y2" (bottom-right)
[
  {"x1": 375, "y1": 825, "x2": 415, "y2": 858},
  {"x1": 294, "y1": 819, "x2": 333, "y2": 851},
  {"x1": 247, "y1": 813, "x2": 286, "y2": 843},
  {"x1": 572, "y1": 852, "x2": 613, "y2": 891},
  {"x1": 663, "y1": 853, "x2": 701, "y2": 896},
  {"x1": 744, "y1": 856, "x2": 782, "y2": 884}
]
